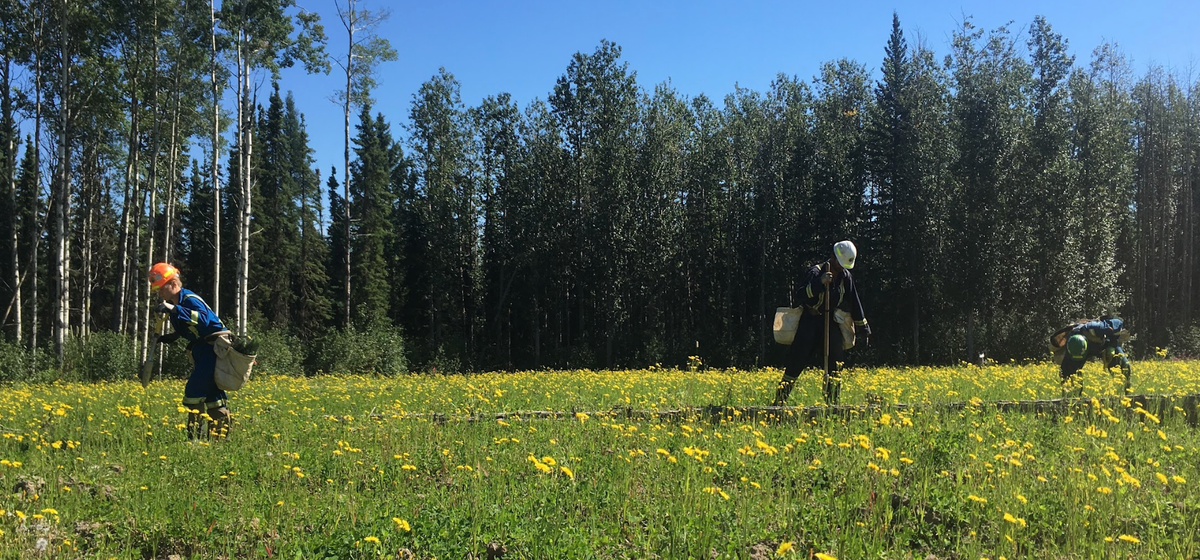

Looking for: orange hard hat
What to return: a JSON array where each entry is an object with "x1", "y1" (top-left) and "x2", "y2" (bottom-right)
[{"x1": 148, "y1": 262, "x2": 179, "y2": 289}]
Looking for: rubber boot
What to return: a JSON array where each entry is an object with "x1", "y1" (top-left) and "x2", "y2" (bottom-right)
[
  {"x1": 823, "y1": 374, "x2": 842, "y2": 405},
  {"x1": 208, "y1": 406, "x2": 231, "y2": 440},
  {"x1": 772, "y1": 377, "x2": 797, "y2": 407}
]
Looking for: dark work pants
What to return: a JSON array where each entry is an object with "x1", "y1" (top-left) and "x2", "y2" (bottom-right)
[{"x1": 784, "y1": 312, "x2": 845, "y2": 380}]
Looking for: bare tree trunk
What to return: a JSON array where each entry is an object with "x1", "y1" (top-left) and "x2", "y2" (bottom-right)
[
  {"x1": 53, "y1": 0, "x2": 71, "y2": 361},
  {"x1": 758, "y1": 237, "x2": 766, "y2": 364},
  {"x1": 233, "y1": 34, "x2": 252, "y2": 337},
  {"x1": 116, "y1": 55, "x2": 138, "y2": 334},
  {"x1": 342, "y1": 1, "x2": 354, "y2": 329},
  {"x1": 233, "y1": 35, "x2": 244, "y2": 334},
  {"x1": 966, "y1": 309, "x2": 975, "y2": 363},
  {"x1": 3, "y1": 57, "x2": 19, "y2": 343},
  {"x1": 29, "y1": 9, "x2": 43, "y2": 351},
  {"x1": 238, "y1": 79, "x2": 254, "y2": 337},
  {"x1": 80, "y1": 150, "x2": 94, "y2": 339},
  {"x1": 141, "y1": 11, "x2": 161, "y2": 362},
  {"x1": 1182, "y1": 106, "x2": 1195, "y2": 327},
  {"x1": 132, "y1": 175, "x2": 143, "y2": 334},
  {"x1": 163, "y1": 83, "x2": 181, "y2": 263},
  {"x1": 210, "y1": 0, "x2": 221, "y2": 316},
  {"x1": 532, "y1": 299, "x2": 540, "y2": 367}
]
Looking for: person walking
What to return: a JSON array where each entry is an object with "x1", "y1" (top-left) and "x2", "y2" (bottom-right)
[{"x1": 148, "y1": 262, "x2": 232, "y2": 439}]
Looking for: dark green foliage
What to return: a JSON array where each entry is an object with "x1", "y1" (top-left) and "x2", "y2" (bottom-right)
[
  {"x1": 325, "y1": 168, "x2": 349, "y2": 329},
  {"x1": 180, "y1": 161, "x2": 215, "y2": 299},
  {"x1": 242, "y1": 327, "x2": 299, "y2": 376},
  {"x1": 61, "y1": 332, "x2": 140, "y2": 383},
  {"x1": 407, "y1": 68, "x2": 481, "y2": 365},
  {"x1": 292, "y1": 110, "x2": 333, "y2": 341},
  {"x1": 1167, "y1": 325, "x2": 1200, "y2": 359},
  {"x1": 0, "y1": 341, "x2": 55, "y2": 382},
  {"x1": 1, "y1": 11, "x2": 1199, "y2": 374},
  {"x1": 310, "y1": 323, "x2": 407, "y2": 376},
  {"x1": 349, "y1": 104, "x2": 398, "y2": 326},
  {"x1": 250, "y1": 84, "x2": 300, "y2": 326}
]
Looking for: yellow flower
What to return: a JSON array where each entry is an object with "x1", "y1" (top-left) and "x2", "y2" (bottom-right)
[
  {"x1": 1118, "y1": 534, "x2": 1140, "y2": 544},
  {"x1": 1096, "y1": 487, "x2": 1112, "y2": 494},
  {"x1": 560, "y1": 466, "x2": 574, "y2": 480},
  {"x1": 363, "y1": 536, "x2": 380, "y2": 544},
  {"x1": 814, "y1": 553, "x2": 837, "y2": 560},
  {"x1": 775, "y1": 541, "x2": 794, "y2": 555},
  {"x1": 392, "y1": 517, "x2": 411, "y2": 532},
  {"x1": 1003, "y1": 512, "x2": 1026, "y2": 528}
]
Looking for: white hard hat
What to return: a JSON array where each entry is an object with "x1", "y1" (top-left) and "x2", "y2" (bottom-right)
[{"x1": 834, "y1": 240, "x2": 857, "y2": 269}]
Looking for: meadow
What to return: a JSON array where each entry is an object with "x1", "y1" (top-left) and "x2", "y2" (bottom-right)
[{"x1": 1, "y1": 360, "x2": 1199, "y2": 559}]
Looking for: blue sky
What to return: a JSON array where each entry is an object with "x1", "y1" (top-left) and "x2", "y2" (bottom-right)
[{"x1": 270, "y1": 0, "x2": 1198, "y2": 180}]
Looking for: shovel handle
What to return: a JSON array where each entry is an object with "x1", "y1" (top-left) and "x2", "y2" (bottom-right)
[{"x1": 824, "y1": 262, "x2": 831, "y2": 376}]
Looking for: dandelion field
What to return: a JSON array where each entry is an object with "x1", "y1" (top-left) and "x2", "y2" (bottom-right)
[{"x1": 2, "y1": 361, "x2": 1200, "y2": 559}]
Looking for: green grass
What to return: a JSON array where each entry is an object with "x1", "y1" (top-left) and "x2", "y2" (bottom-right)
[{"x1": 0, "y1": 361, "x2": 1198, "y2": 558}]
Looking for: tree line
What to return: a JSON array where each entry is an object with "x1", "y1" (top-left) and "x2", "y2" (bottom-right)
[{"x1": 1, "y1": 5, "x2": 1198, "y2": 374}]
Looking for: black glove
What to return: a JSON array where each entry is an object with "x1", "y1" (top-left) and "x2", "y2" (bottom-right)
[
  {"x1": 158, "y1": 332, "x2": 181, "y2": 345},
  {"x1": 155, "y1": 301, "x2": 175, "y2": 315}
]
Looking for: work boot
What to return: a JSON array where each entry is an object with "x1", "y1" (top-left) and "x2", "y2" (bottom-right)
[
  {"x1": 208, "y1": 406, "x2": 231, "y2": 440},
  {"x1": 772, "y1": 377, "x2": 797, "y2": 407},
  {"x1": 823, "y1": 373, "x2": 842, "y2": 405},
  {"x1": 1060, "y1": 382, "x2": 1083, "y2": 399}
]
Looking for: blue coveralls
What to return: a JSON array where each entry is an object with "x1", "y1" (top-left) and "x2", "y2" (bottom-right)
[
  {"x1": 165, "y1": 288, "x2": 228, "y2": 409},
  {"x1": 1061, "y1": 318, "x2": 1131, "y2": 384}
]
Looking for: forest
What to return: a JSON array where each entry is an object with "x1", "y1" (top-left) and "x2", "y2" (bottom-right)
[{"x1": 0, "y1": 1, "x2": 1198, "y2": 375}]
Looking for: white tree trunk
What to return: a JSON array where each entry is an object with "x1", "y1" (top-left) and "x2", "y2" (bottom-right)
[
  {"x1": 4, "y1": 57, "x2": 19, "y2": 343},
  {"x1": 210, "y1": 0, "x2": 221, "y2": 316},
  {"x1": 238, "y1": 70, "x2": 253, "y2": 337},
  {"x1": 343, "y1": 2, "x2": 354, "y2": 328},
  {"x1": 30, "y1": 36, "x2": 41, "y2": 351},
  {"x1": 141, "y1": 12, "x2": 160, "y2": 361},
  {"x1": 163, "y1": 83, "x2": 181, "y2": 263},
  {"x1": 54, "y1": 0, "x2": 70, "y2": 360}
]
